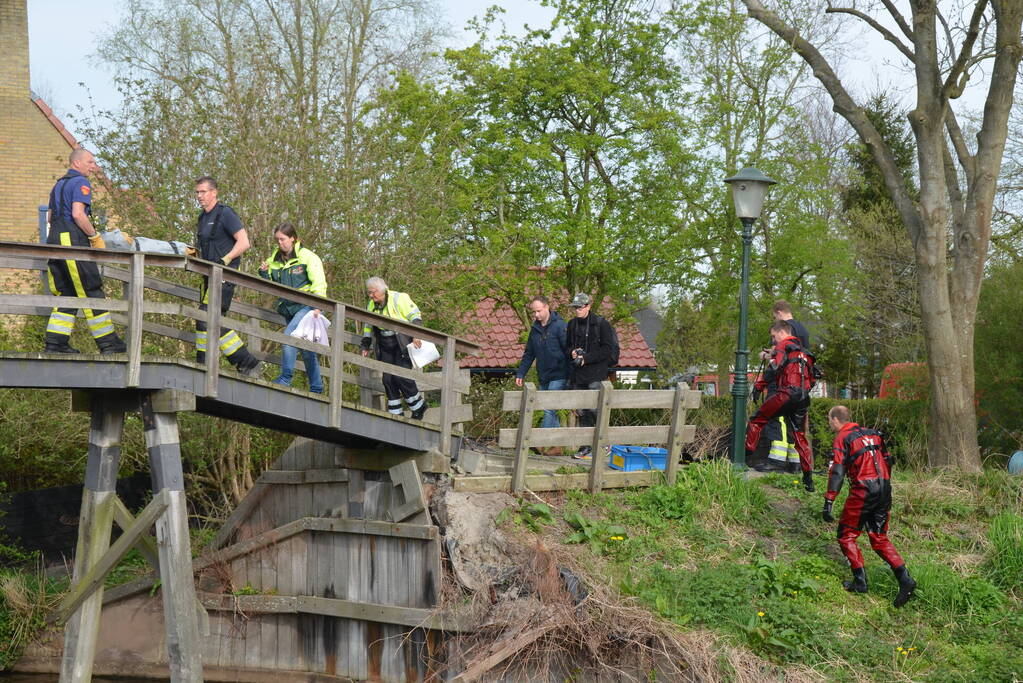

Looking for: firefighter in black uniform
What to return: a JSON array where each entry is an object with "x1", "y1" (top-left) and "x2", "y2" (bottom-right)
[
  {"x1": 193, "y1": 176, "x2": 262, "y2": 376},
  {"x1": 44, "y1": 148, "x2": 127, "y2": 354},
  {"x1": 823, "y1": 404, "x2": 916, "y2": 607}
]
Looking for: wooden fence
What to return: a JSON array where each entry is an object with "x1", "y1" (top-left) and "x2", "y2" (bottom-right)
[
  {"x1": 455, "y1": 381, "x2": 703, "y2": 494},
  {"x1": 0, "y1": 240, "x2": 479, "y2": 456}
]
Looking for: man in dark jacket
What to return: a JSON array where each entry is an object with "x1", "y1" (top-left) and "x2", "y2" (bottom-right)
[
  {"x1": 516, "y1": 296, "x2": 570, "y2": 435},
  {"x1": 566, "y1": 293, "x2": 615, "y2": 459}
]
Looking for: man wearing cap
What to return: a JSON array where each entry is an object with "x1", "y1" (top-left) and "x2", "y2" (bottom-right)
[{"x1": 566, "y1": 293, "x2": 615, "y2": 459}]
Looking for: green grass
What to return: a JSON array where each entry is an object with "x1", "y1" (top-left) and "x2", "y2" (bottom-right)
[
  {"x1": 984, "y1": 512, "x2": 1023, "y2": 592},
  {"x1": 549, "y1": 462, "x2": 1023, "y2": 681},
  {"x1": 0, "y1": 569, "x2": 66, "y2": 671}
]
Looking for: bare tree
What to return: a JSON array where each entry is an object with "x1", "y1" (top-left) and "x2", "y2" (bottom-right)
[{"x1": 740, "y1": 0, "x2": 1023, "y2": 470}]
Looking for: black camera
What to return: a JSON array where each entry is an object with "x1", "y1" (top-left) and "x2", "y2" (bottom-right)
[{"x1": 572, "y1": 348, "x2": 585, "y2": 366}]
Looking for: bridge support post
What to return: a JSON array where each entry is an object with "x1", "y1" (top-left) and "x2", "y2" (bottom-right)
[
  {"x1": 61, "y1": 396, "x2": 125, "y2": 683},
  {"x1": 141, "y1": 392, "x2": 204, "y2": 682}
]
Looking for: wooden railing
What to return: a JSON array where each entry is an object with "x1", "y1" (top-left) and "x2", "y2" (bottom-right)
[
  {"x1": 0, "y1": 241, "x2": 480, "y2": 454},
  {"x1": 455, "y1": 381, "x2": 702, "y2": 494}
]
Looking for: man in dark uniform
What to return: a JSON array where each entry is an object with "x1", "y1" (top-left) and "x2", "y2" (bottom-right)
[
  {"x1": 823, "y1": 405, "x2": 916, "y2": 607},
  {"x1": 193, "y1": 176, "x2": 262, "y2": 376},
  {"x1": 44, "y1": 148, "x2": 127, "y2": 354},
  {"x1": 770, "y1": 300, "x2": 809, "y2": 348}
]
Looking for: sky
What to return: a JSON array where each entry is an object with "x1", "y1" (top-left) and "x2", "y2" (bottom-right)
[
  {"x1": 27, "y1": 0, "x2": 987, "y2": 146},
  {"x1": 26, "y1": 0, "x2": 555, "y2": 142}
]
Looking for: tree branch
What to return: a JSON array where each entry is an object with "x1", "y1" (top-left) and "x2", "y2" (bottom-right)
[
  {"x1": 944, "y1": 109, "x2": 975, "y2": 179},
  {"x1": 942, "y1": 143, "x2": 966, "y2": 237},
  {"x1": 878, "y1": 0, "x2": 914, "y2": 42},
  {"x1": 742, "y1": 0, "x2": 922, "y2": 245},
  {"x1": 825, "y1": 5, "x2": 915, "y2": 61},
  {"x1": 942, "y1": 0, "x2": 990, "y2": 100}
]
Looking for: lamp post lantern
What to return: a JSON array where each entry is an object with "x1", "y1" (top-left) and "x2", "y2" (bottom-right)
[{"x1": 723, "y1": 167, "x2": 777, "y2": 468}]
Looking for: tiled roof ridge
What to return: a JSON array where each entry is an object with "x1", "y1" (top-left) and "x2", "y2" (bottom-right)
[{"x1": 32, "y1": 98, "x2": 79, "y2": 150}]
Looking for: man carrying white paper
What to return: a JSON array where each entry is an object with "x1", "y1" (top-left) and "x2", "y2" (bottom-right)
[{"x1": 360, "y1": 277, "x2": 428, "y2": 419}]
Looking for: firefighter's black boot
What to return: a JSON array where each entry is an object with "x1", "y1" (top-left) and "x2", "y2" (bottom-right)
[
  {"x1": 96, "y1": 333, "x2": 127, "y2": 354},
  {"x1": 843, "y1": 567, "x2": 868, "y2": 593},
  {"x1": 893, "y1": 565, "x2": 916, "y2": 608},
  {"x1": 44, "y1": 337, "x2": 80, "y2": 354},
  {"x1": 196, "y1": 351, "x2": 206, "y2": 364},
  {"x1": 802, "y1": 470, "x2": 815, "y2": 492}
]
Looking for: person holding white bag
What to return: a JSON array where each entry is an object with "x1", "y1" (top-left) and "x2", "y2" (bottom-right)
[{"x1": 258, "y1": 223, "x2": 327, "y2": 394}]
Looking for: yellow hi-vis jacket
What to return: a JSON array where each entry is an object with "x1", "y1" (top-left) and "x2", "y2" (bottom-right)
[{"x1": 361, "y1": 290, "x2": 422, "y2": 348}]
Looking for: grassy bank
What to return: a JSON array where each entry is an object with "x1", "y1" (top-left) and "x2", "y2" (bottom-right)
[{"x1": 507, "y1": 460, "x2": 1023, "y2": 681}]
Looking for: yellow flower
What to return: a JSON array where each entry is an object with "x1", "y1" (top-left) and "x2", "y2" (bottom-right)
[
  {"x1": 757, "y1": 611, "x2": 765, "y2": 617},
  {"x1": 908, "y1": 647, "x2": 916, "y2": 651},
  {"x1": 792, "y1": 479, "x2": 799, "y2": 485},
  {"x1": 897, "y1": 647, "x2": 904, "y2": 652},
  {"x1": 902, "y1": 651, "x2": 909, "y2": 656},
  {"x1": 609, "y1": 536, "x2": 624, "y2": 541}
]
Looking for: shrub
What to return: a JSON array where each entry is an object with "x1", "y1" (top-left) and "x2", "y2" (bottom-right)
[{"x1": 808, "y1": 398, "x2": 930, "y2": 469}]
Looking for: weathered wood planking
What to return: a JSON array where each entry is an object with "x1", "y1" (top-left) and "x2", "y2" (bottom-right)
[{"x1": 142, "y1": 433, "x2": 448, "y2": 681}]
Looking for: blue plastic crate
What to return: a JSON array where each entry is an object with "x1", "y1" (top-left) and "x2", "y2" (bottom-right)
[{"x1": 608, "y1": 445, "x2": 668, "y2": 471}]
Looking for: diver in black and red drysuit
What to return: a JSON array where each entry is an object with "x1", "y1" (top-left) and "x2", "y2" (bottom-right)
[
  {"x1": 745, "y1": 319, "x2": 816, "y2": 490},
  {"x1": 822, "y1": 404, "x2": 917, "y2": 608}
]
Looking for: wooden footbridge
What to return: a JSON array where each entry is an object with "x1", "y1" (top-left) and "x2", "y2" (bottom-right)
[{"x1": 0, "y1": 240, "x2": 702, "y2": 682}]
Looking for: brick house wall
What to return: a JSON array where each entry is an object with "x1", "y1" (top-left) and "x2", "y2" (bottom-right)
[{"x1": 0, "y1": 0, "x2": 78, "y2": 292}]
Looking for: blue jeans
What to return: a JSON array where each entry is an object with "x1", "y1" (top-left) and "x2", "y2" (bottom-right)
[
  {"x1": 275, "y1": 306, "x2": 323, "y2": 393},
  {"x1": 539, "y1": 378, "x2": 567, "y2": 428}
]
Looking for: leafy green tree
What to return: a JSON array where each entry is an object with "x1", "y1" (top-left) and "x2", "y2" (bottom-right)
[
  {"x1": 441, "y1": 0, "x2": 696, "y2": 325},
  {"x1": 83, "y1": 0, "x2": 448, "y2": 302},
  {"x1": 654, "y1": 1, "x2": 855, "y2": 390}
]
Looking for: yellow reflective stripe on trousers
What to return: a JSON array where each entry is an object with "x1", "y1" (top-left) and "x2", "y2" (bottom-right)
[
  {"x1": 46, "y1": 311, "x2": 76, "y2": 335},
  {"x1": 768, "y1": 417, "x2": 790, "y2": 463},
  {"x1": 86, "y1": 311, "x2": 115, "y2": 338},
  {"x1": 195, "y1": 330, "x2": 208, "y2": 352},
  {"x1": 58, "y1": 232, "x2": 90, "y2": 299},
  {"x1": 768, "y1": 441, "x2": 789, "y2": 462},
  {"x1": 219, "y1": 330, "x2": 243, "y2": 356}
]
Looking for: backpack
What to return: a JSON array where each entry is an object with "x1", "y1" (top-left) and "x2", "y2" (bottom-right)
[
  {"x1": 593, "y1": 314, "x2": 621, "y2": 367},
  {"x1": 607, "y1": 320, "x2": 621, "y2": 367},
  {"x1": 779, "y1": 340, "x2": 817, "y2": 392}
]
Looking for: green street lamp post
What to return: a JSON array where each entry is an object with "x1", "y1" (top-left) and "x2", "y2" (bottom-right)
[{"x1": 723, "y1": 167, "x2": 777, "y2": 468}]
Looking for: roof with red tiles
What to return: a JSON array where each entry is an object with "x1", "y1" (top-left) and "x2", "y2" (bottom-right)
[
  {"x1": 32, "y1": 98, "x2": 79, "y2": 149},
  {"x1": 459, "y1": 297, "x2": 656, "y2": 371}
]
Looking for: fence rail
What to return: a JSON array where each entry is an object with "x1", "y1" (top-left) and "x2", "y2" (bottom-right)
[
  {"x1": 0, "y1": 240, "x2": 480, "y2": 456},
  {"x1": 470, "y1": 380, "x2": 702, "y2": 494}
]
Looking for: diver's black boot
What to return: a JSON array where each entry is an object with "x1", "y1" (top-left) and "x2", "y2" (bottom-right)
[
  {"x1": 802, "y1": 470, "x2": 815, "y2": 492},
  {"x1": 843, "y1": 567, "x2": 868, "y2": 593},
  {"x1": 893, "y1": 565, "x2": 917, "y2": 608}
]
